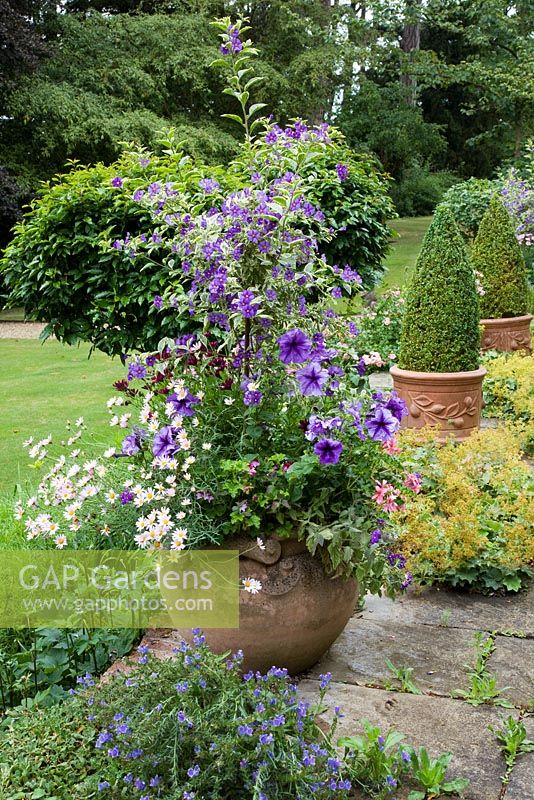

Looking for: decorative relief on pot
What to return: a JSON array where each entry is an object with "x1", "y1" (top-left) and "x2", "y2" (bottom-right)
[
  {"x1": 407, "y1": 393, "x2": 478, "y2": 426},
  {"x1": 481, "y1": 328, "x2": 532, "y2": 353},
  {"x1": 480, "y1": 315, "x2": 533, "y2": 354}
]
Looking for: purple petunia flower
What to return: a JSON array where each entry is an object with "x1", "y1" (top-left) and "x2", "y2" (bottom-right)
[
  {"x1": 120, "y1": 427, "x2": 147, "y2": 456},
  {"x1": 153, "y1": 295, "x2": 163, "y2": 309},
  {"x1": 365, "y1": 407, "x2": 399, "y2": 442},
  {"x1": 384, "y1": 391, "x2": 408, "y2": 421},
  {"x1": 296, "y1": 363, "x2": 329, "y2": 396},
  {"x1": 167, "y1": 390, "x2": 200, "y2": 418},
  {"x1": 314, "y1": 439, "x2": 343, "y2": 465},
  {"x1": 152, "y1": 426, "x2": 179, "y2": 458},
  {"x1": 111, "y1": 176, "x2": 123, "y2": 188},
  {"x1": 133, "y1": 189, "x2": 144, "y2": 202},
  {"x1": 331, "y1": 286, "x2": 342, "y2": 299},
  {"x1": 243, "y1": 389, "x2": 262, "y2": 406},
  {"x1": 127, "y1": 361, "x2": 146, "y2": 381},
  {"x1": 278, "y1": 329, "x2": 312, "y2": 364}
]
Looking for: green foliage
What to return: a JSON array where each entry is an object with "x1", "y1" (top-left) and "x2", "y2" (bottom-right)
[
  {"x1": 405, "y1": 748, "x2": 469, "y2": 799},
  {"x1": 398, "y1": 206, "x2": 480, "y2": 372},
  {"x1": 390, "y1": 165, "x2": 458, "y2": 217},
  {"x1": 396, "y1": 426, "x2": 534, "y2": 594},
  {"x1": 472, "y1": 195, "x2": 529, "y2": 318},
  {"x1": 241, "y1": 125, "x2": 395, "y2": 289},
  {"x1": 440, "y1": 177, "x2": 496, "y2": 241},
  {"x1": 453, "y1": 632, "x2": 514, "y2": 708},
  {"x1": 482, "y1": 351, "x2": 534, "y2": 456},
  {"x1": 0, "y1": 627, "x2": 138, "y2": 714},
  {"x1": 488, "y1": 715, "x2": 534, "y2": 785}
]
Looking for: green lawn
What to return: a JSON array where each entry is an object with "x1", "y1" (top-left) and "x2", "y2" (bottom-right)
[
  {"x1": 0, "y1": 340, "x2": 123, "y2": 494},
  {"x1": 380, "y1": 216, "x2": 432, "y2": 292}
]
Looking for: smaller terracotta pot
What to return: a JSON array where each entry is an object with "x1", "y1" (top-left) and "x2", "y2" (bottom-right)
[
  {"x1": 390, "y1": 365, "x2": 486, "y2": 442},
  {"x1": 480, "y1": 314, "x2": 532, "y2": 354}
]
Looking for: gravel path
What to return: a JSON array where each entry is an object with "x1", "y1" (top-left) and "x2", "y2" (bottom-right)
[{"x1": 0, "y1": 321, "x2": 47, "y2": 339}]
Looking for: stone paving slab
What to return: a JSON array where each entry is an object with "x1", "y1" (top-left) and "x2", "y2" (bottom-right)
[
  {"x1": 504, "y1": 715, "x2": 534, "y2": 799},
  {"x1": 299, "y1": 680, "x2": 511, "y2": 800},
  {"x1": 308, "y1": 617, "x2": 475, "y2": 697},
  {"x1": 487, "y1": 637, "x2": 534, "y2": 709},
  {"x1": 361, "y1": 589, "x2": 534, "y2": 638}
]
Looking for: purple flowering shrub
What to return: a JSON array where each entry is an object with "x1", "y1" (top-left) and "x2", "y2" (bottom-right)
[
  {"x1": 232, "y1": 121, "x2": 395, "y2": 290},
  {"x1": 500, "y1": 142, "x2": 534, "y2": 279}
]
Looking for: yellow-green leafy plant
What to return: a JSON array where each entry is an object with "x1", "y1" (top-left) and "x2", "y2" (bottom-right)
[
  {"x1": 395, "y1": 426, "x2": 534, "y2": 593},
  {"x1": 482, "y1": 351, "x2": 534, "y2": 456},
  {"x1": 471, "y1": 195, "x2": 529, "y2": 319}
]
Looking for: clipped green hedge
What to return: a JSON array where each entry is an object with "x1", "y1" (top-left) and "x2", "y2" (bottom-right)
[
  {"x1": 398, "y1": 206, "x2": 480, "y2": 372},
  {"x1": 471, "y1": 195, "x2": 529, "y2": 319}
]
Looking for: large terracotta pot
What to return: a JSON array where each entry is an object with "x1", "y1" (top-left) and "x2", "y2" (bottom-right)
[
  {"x1": 390, "y1": 365, "x2": 486, "y2": 442},
  {"x1": 156, "y1": 536, "x2": 357, "y2": 675},
  {"x1": 480, "y1": 314, "x2": 532, "y2": 354}
]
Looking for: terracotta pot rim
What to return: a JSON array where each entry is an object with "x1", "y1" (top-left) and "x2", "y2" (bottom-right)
[
  {"x1": 390, "y1": 365, "x2": 486, "y2": 382},
  {"x1": 480, "y1": 314, "x2": 533, "y2": 326}
]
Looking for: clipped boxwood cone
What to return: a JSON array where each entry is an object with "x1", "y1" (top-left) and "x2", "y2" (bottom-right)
[
  {"x1": 391, "y1": 206, "x2": 485, "y2": 441},
  {"x1": 472, "y1": 194, "x2": 532, "y2": 353}
]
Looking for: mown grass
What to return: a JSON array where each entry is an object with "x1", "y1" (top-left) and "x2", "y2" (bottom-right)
[
  {"x1": 0, "y1": 339, "x2": 122, "y2": 495},
  {"x1": 380, "y1": 216, "x2": 432, "y2": 292}
]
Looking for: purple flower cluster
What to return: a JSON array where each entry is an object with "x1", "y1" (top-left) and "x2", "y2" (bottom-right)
[{"x1": 220, "y1": 23, "x2": 243, "y2": 54}]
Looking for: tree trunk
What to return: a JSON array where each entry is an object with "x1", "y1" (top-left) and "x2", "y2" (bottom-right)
[{"x1": 400, "y1": 0, "x2": 421, "y2": 106}]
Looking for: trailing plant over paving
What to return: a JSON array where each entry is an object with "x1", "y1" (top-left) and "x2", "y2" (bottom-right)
[
  {"x1": 482, "y1": 351, "x2": 534, "y2": 456},
  {"x1": 0, "y1": 636, "x2": 469, "y2": 799},
  {"x1": 471, "y1": 195, "x2": 529, "y2": 319},
  {"x1": 397, "y1": 206, "x2": 480, "y2": 373},
  {"x1": 395, "y1": 426, "x2": 534, "y2": 593}
]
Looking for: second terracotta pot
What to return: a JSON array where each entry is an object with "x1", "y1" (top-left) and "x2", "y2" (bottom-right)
[
  {"x1": 390, "y1": 365, "x2": 486, "y2": 442},
  {"x1": 480, "y1": 314, "x2": 532, "y2": 354}
]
